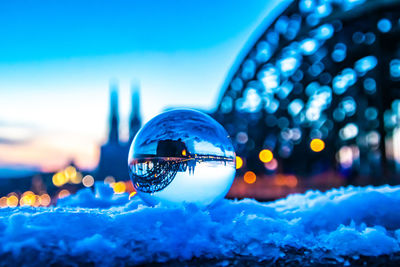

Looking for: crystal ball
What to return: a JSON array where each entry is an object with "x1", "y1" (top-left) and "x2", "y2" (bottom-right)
[{"x1": 128, "y1": 109, "x2": 236, "y2": 206}]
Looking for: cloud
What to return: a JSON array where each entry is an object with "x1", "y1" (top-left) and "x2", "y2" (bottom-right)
[
  {"x1": 0, "y1": 137, "x2": 22, "y2": 145},
  {"x1": 0, "y1": 124, "x2": 36, "y2": 145}
]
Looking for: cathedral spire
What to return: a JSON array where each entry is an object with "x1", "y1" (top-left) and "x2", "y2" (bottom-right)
[
  {"x1": 108, "y1": 82, "x2": 120, "y2": 144},
  {"x1": 129, "y1": 82, "x2": 142, "y2": 142}
]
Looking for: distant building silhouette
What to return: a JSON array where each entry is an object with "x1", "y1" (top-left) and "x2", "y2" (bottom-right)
[
  {"x1": 129, "y1": 84, "x2": 142, "y2": 142},
  {"x1": 96, "y1": 82, "x2": 142, "y2": 181}
]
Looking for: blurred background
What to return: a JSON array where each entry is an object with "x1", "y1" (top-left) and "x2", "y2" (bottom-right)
[{"x1": 1, "y1": 0, "x2": 400, "y2": 206}]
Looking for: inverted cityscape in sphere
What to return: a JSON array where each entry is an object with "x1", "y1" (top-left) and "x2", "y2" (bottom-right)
[{"x1": 128, "y1": 109, "x2": 236, "y2": 206}]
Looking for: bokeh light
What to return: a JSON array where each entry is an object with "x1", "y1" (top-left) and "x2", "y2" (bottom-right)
[
  {"x1": 0, "y1": 197, "x2": 7, "y2": 208},
  {"x1": 39, "y1": 194, "x2": 51, "y2": 206},
  {"x1": 113, "y1": 181, "x2": 126, "y2": 194},
  {"x1": 310, "y1": 138, "x2": 325, "y2": 152},
  {"x1": 52, "y1": 172, "x2": 67, "y2": 187},
  {"x1": 58, "y1": 189, "x2": 70, "y2": 199},
  {"x1": 236, "y1": 156, "x2": 243, "y2": 169},
  {"x1": 20, "y1": 191, "x2": 36, "y2": 206},
  {"x1": 259, "y1": 149, "x2": 274, "y2": 163},
  {"x1": 64, "y1": 166, "x2": 77, "y2": 180},
  {"x1": 7, "y1": 195, "x2": 18, "y2": 207},
  {"x1": 70, "y1": 172, "x2": 83, "y2": 184},
  {"x1": 264, "y1": 158, "x2": 278, "y2": 171},
  {"x1": 82, "y1": 175, "x2": 95, "y2": 187},
  {"x1": 243, "y1": 171, "x2": 256, "y2": 184}
]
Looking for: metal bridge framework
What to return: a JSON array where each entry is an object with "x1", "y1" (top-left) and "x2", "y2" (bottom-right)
[{"x1": 214, "y1": 0, "x2": 400, "y2": 183}]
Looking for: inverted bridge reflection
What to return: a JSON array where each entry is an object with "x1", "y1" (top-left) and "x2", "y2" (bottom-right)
[{"x1": 129, "y1": 155, "x2": 233, "y2": 193}]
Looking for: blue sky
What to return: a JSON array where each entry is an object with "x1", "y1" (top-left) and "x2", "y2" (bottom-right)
[{"x1": 0, "y1": 0, "x2": 285, "y2": 171}]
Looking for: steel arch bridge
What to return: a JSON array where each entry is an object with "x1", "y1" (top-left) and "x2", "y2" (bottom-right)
[
  {"x1": 129, "y1": 158, "x2": 187, "y2": 193},
  {"x1": 129, "y1": 155, "x2": 234, "y2": 193},
  {"x1": 214, "y1": 0, "x2": 400, "y2": 183}
]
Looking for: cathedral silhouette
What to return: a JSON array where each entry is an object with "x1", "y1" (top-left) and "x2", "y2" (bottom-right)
[{"x1": 96, "y1": 83, "x2": 142, "y2": 181}]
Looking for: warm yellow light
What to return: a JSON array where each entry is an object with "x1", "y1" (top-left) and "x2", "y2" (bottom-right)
[
  {"x1": 244, "y1": 171, "x2": 256, "y2": 184},
  {"x1": 39, "y1": 194, "x2": 51, "y2": 206},
  {"x1": 52, "y1": 172, "x2": 67, "y2": 187},
  {"x1": 7, "y1": 192, "x2": 17, "y2": 198},
  {"x1": 0, "y1": 197, "x2": 7, "y2": 208},
  {"x1": 7, "y1": 195, "x2": 18, "y2": 207},
  {"x1": 113, "y1": 181, "x2": 126, "y2": 194},
  {"x1": 82, "y1": 175, "x2": 95, "y2": 187},
  {"x1": 236, "y1": 156, "x2": 243, "y2": 169},
  {"x1": 129, "y1": 191, "x2": 137, "y2": 200},
  {"x1": 64, "y1": 166, "x2": 77, "y2": 181},
  {"x1": 20, "y1": 192, "x2": 36, "y2": 206},
  {"x1": 22, "y1": 191, "x2": 34, "y2": 197},
  {"x1": 182, "y1": 149, "x2": 187, "y2": 156},
  {"x1": 58, "y1": 189, "x2": 70, "y2": 199},
  {"x1": 259, "y1": 149, "x2": 273, "y2": 163},
  {"x1": 70, "y1": 172, "x2": 82, "y2": 184},
  {"x1": 310, "y1": 139, "x2": 325, "y2": 152}
]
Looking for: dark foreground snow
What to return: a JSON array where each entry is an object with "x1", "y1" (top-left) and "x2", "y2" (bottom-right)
[{"x1": 1, "y1": 183, "x2": 400, "y2": 266}]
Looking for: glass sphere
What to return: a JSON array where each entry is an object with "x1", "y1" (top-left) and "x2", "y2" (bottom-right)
[{"x1": 128, "y1": 109, "x2": 236, "y2": 206}]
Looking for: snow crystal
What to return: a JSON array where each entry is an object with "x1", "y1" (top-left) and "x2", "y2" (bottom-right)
[{"x1": 1, "y1": 183, "x2": 400, "y2": 265}]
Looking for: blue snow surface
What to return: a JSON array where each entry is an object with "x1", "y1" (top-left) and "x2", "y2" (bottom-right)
[{"x1": 1, "y1": 182, "x2": 400, "y2": 265}]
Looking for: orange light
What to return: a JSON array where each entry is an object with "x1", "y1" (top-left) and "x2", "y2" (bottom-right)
[
  {"x1": 7, "y1": 195, "x2": 18, "y2": 207},
  {"x1": 58, "y1": 189, "x2": 70, "y2": 199},
  {"x1": 129, "y1": 191, "x2": 137, "y2": 200},
  {"x1": 243, "y1": 171, "x2": 256, "y2": 184},
  {"x1": 259, "y1": 149, "x2": 273, "y2": 163},
  {"x1": 275, "y1": 174, "x2": 298, "y2": 187},
  {"x1": 286, "y1": 175, "x2": 298, "y2": 187},
  {"x1": 0, "y1": 197, "x2": 7, "y2": 208},
  {"x1": 182, "y1": 149, "x2": 187, "y2": 156},
  {"x1": 39, "y1": 194, "x2": 51, "y2": 206},
  {"x1": 310, "y1": 138, "x2": 325, "y2": 152},
  {"x1": 113, "y1": 181, "x2": 126, "y2": 194},
  {"x1": 275, "y1": 175, "x2": 286, "y2": 186},
  {"x1": 33, "y1": 197, "x2": 41, "y2": 207},
  {"x1": 236, "y1": 156, "x2": 243, "y2": 169},
  {"x1": 125, "y1": 180, "x2": 134, "y2": 192}
]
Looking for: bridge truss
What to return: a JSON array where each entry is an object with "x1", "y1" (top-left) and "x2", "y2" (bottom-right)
[{"x1": 214, "y1": 0, "x2": 400, "y2": 183}]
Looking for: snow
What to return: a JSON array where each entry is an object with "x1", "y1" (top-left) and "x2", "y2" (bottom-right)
[{"x1": 1, "y1": 183, "x2": 400, "y2": 265}]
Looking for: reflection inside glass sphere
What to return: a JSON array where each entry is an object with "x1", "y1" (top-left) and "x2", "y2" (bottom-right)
[{"x1": 128, "y1": 109, "x2": 236, "y2": 206}]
